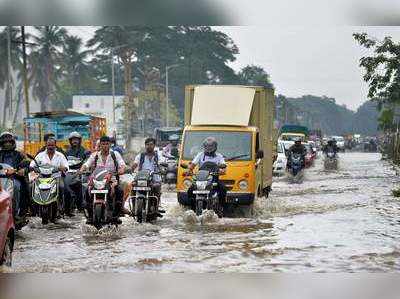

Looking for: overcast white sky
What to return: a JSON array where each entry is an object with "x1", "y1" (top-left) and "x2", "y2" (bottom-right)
[
  {"x1": 69, "y1": 26, "x2": 400, "y2": 111},
  {"x1": 218, "y1": 26, "x2": 400, "y2": 111}
]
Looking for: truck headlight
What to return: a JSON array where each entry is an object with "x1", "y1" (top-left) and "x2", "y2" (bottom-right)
[
  {"x1": 238, "y1": 180, "x2": 248, "y2": 190},
  {"x1": 183, "y1": 179, "x2": 192, "y2": 189}
]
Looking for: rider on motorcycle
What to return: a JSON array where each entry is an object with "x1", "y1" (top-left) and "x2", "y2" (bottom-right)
[
  {"x1": 186, "y1": 137, "x2": 227, "y2": 214},
  {"x1": 36, "y1": 132, "x2": 67, "y2": 157},
  {"x1": 30, "y1": 137, "x2": 69, "y2": 218},
  {"x1": 162, "y1": 134, "x2": 180, "y2": 160},
  {"x1": 131, "y1": 137, "x2": 163, "y2": 201},
  {"x1": 65, "y1": 132, "x2": 90, "y2": 213},
  {"x1": 80, "y1": 136, "x2": 126, "y2": 224},
  {"x1": 322, "y1": 139, "x2": 339, "y2": 155},
  {"x1": 0, "y1": 132, "x2": 30, "y2": 224},
  {"x1": 286, "y1": 137, "x2": 307, "y2": 169}
]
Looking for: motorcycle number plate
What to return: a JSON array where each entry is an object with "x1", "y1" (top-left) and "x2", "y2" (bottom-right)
[
  {"x1": 134, "y1": 187, "x2": 151, "y2": 191},
  {"x1": 193, "y1": 190, "x2": 209, "y2": 194},
  {"x1": 91, "y1": 190, "x2": 108, "y2": 194}
]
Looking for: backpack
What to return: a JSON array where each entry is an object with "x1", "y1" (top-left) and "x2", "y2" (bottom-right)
[
  {"x1": 94, "y1": 151, "x2": 120, "y2": 181},
  {"x1": 139, "y1": 151, "x2": 159, "y2": 171}
]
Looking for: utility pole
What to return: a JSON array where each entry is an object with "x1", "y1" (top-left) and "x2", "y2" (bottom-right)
[
  {"x1": 7, "y1": 26, "x2": 13, "y2": 124},
  {"x1": 111, "y1": 48, "x2": 116, "y2": 136},
  {"x1": 21, "y1": 26, "x2": 30, "y2": 117},
  {"x1": 165, "y1": 65, "x2": 169, "y2": 127}
]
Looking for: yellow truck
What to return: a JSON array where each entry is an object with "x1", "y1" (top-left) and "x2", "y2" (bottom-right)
[{"x1": 177, "y1": 85, "x2": 275, "y2": 207}]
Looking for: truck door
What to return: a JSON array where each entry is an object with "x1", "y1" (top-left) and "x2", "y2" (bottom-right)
[{"x1": 255, "y1": 132, "x2": 263, "y2": 197}]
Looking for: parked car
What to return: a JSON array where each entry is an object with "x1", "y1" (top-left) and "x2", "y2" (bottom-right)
[
  {"x1": 0, "y1": 179, "x2": 14, "y2": 267},
  {"x1": 273, "y1": 142, "x2": 287, "y2": 176}
]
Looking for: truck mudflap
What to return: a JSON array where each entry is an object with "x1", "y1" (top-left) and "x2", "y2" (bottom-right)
[{"x1": 178, "y1": 192, "x2": 255, "y2": 206}]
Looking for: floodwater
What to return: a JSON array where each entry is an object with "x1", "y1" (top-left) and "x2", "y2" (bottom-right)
[{"x1": 3, "y1": 152, "x2": 400, "y2": 272}]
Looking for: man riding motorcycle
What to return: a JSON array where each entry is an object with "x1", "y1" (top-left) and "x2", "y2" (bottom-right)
[
  {"x1": 80, "y1": 136, "x2": 126, "y2": 225},
  {"x1": 162, "y1": 134, "x2": 180, "y2": 160},
  {"x1": 322, "y1": 139, "x2": 339, "y2": 155},
  {"x1": 130, "y1": 138, "x2": 163, "y2": 211},
  {"x1": 36, "y1": 132, "x2": 66, "y2": 157},
  {"x1": 286, "y1": 137, "x2": 307, "y2": 170},
  {"x1": 186, "y1": 137, "x2": 227, "y2": 216},
  {"x1": 30, "y1": 137, "x2": 69, "y2": 220},
  {"x1": 64, "y1": 132, "x2": 90, "y2": 214},
  {"x1": 0, "y1": 132, "x2": 30, "y2": 226}
]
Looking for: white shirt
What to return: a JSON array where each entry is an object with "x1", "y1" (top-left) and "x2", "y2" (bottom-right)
[
  {"x1": 134, "y1": 151, "x2": 163, "y2": 172},
  {"x1": 192, "y1": 152, "x2": 225, "y2": 168},
  {"x1": 84, "y1": 150, "x2": 126, "y2": 173},
  {"x1": 31, "y1": 151, "x2": 69, "y2": 170}
]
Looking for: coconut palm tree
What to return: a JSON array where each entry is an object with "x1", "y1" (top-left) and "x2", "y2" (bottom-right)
[{"x1": 29, "y1": 26, "x2": 67, "y2": 111}]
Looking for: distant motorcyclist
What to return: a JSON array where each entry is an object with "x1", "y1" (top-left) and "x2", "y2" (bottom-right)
[
  {"x1": 187, "y1": 137, "x2": 227, "y2": 214},
  {"x1": 162, "y1": 134, "x2": 180, "y2": 160},
  {"x1": 80, "y1": 136, "x2": 126, "y2": 224},
  {"x1": 0, "y1": 132, "x2": 29, "y2": 224},
  {"x1": 65, "y1": 131, "x2": 89, "y2": 160},
  {"x1": 64, "y1": 132, "x2": 90, "y2": 214},
  {"x1": 110, "y1": 136, "x2": 125, "y2": 156},
  {"x1": 287, "y1": 137, "x2": 307, "y2": 169},
  {"x1": 322, "y1": 139, "x2": 339, "y2": 155}
]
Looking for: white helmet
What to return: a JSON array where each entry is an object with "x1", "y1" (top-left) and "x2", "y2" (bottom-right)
[{"x1": 68, "y1": 131, "x2": 82, "y2": 140}]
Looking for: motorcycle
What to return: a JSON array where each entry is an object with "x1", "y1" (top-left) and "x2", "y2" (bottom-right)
[
  {"x1": 287, "y1": 153, "x2": 304, "y2": 182},
  {"x1": 129, "y1": 170, "x2": 162, "y2": 223},
  {"x1": 87, "y1": 167, "x2": 118, "y2": 229},
  {"x1": 160, "y1": 159, "x2": 178, "y2": 186},
  {"x1": 183, "y1": 161, "x2": 225, "y2": 217},
  {"x1": 64, "y1": 156, "x2": 84, "y2": 213},
  {"x1": 31, "y1": 163, "x2": 62, "y2": 225},
  {"x1": 324, "y1": 151, "x2": 338, "y2": 170}
]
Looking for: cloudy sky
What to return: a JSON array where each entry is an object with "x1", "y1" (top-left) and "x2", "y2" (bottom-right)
[
  {"x1": 69, "y1": 26, "x2": 400, "y2": 111},
  {"x1": 219, "y1": 26, "x2": 400, "y2": 110}
]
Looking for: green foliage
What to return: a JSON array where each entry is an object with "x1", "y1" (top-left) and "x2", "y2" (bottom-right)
[
  {"x1": 237, "y1": 65, "x2": 273, "y2": 88},
  {"x1": 353, "y1": 32, "x2": 400, "y2": 105},
  {"x1": 378, "y1": 108, "x2": 394, "y2": 131}
]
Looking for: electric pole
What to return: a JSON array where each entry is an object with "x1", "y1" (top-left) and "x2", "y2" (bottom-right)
[{"x1": 21, "y1": 26, "x2": 30, "y2": 117}]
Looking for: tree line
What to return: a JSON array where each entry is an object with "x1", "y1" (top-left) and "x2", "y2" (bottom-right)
[{"x1": 0, "y1": 26, "x2": 273, "y2": 143}]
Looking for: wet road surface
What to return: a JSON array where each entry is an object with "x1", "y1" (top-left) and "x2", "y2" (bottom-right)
[{"x1": 3, "y1": 152, "x2": 400, "y2": 272}]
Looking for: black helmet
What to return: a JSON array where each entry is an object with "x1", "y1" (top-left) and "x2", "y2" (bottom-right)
[
  {"x1": 203, "y1": 137, "x2": 217, "y2": 155},
  {"x1": 0, "y1": 131, "x2": 16, "y2": 149}
]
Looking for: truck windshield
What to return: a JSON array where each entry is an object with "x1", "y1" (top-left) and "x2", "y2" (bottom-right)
[{"x1": 182, "y1": 131, "x2": 252, "y2": 161}]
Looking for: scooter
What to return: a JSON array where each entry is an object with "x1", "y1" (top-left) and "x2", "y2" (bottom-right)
[
  {"x1": 129, "y1": 170, "x2": 162, "y2": 223},
  {"x1": 31, "y1": 163, "x2": 62, "y2": 225},
  {"x1": 324, "y1": 151, "x2": 338, "y2": 170},
  {"x1": 287, "y1": 153, "x2": 304, "y2": 183},
  {"x1": 182, "y1": 162, "x2": 226, "y2": 217}
]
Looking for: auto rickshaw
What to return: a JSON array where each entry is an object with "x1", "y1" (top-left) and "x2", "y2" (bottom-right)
[
  {"x1": 154, "y1": 127, "x2": 183, "y2": 148},
  {"x1": 24, "y1": 110, "x2": 106, "y2": 156}
]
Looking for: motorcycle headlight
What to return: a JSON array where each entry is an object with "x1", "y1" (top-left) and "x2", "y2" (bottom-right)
[
  {"x1": 196, "y1": 181, "x2": 208, "y2": 190},
  {"x1": 238, "y1": 180, "x2": 248, "y2": 190},
  {"x1": 137, "y1": 180, "x2": 148, "y2": 187},
  {"x1": 94, "y1": 180, "x2": 106, "y2": 190},
  {"x1": 183, "y1": 179, "x2": 192, "y2": 189}
]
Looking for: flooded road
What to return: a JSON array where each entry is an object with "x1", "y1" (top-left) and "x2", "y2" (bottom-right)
[{"x1": 5, "y1": 152, "x2": 400, "y2": 272}]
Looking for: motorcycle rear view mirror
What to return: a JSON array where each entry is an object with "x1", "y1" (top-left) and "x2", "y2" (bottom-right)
[{"x1": 159, "y1": 162, "x2": 168, "y2": 167}]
